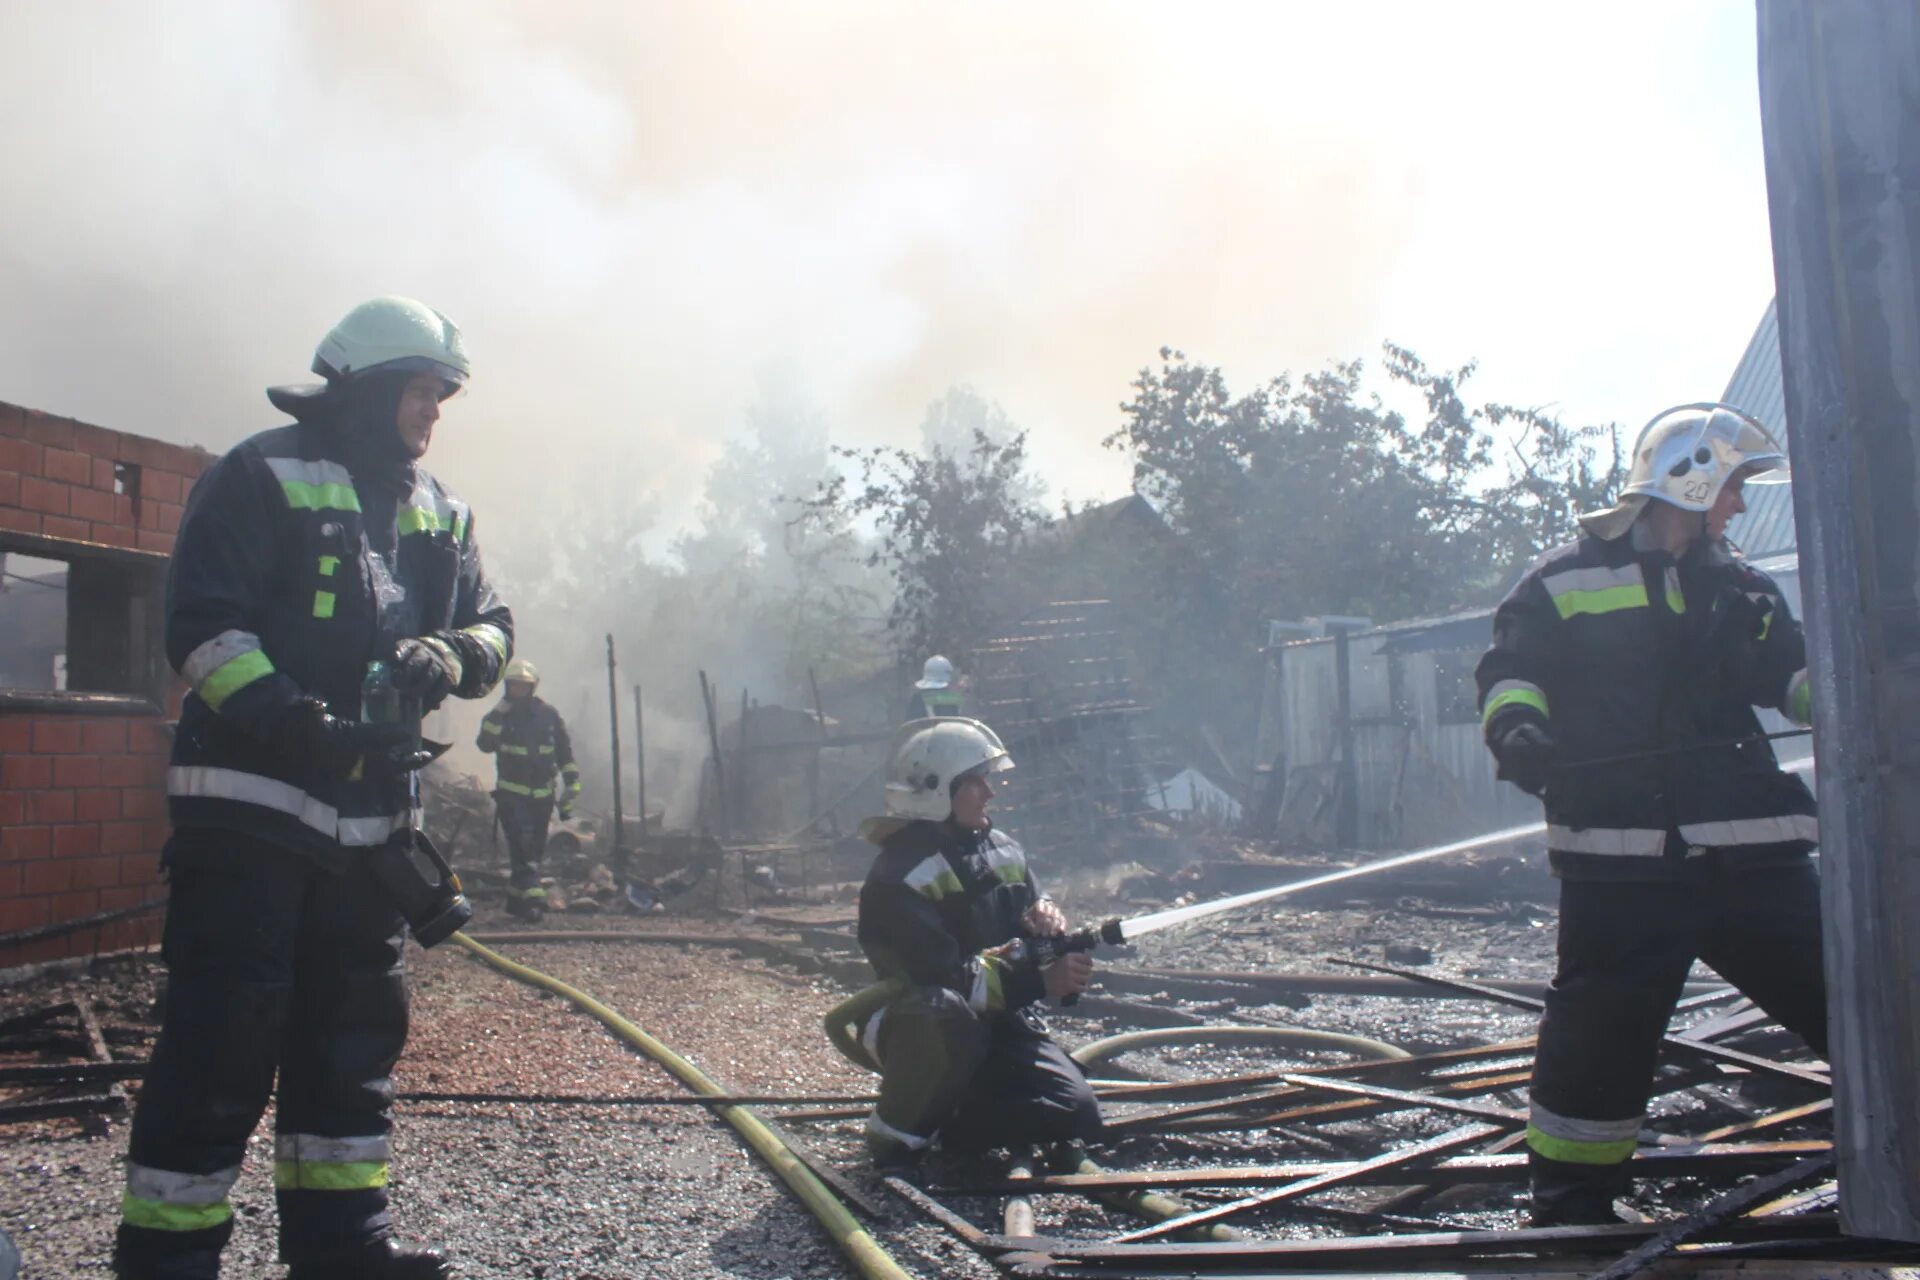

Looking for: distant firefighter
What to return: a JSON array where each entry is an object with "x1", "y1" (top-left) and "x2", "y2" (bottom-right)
[
  {"x1": 1477, "y1": 403, "x2": 1824, "y2": 1227},
  {"x1": 830, "y1": 718, "x2": 1103, "y2": 1173},
  {"x1": 477, "y1": 658, "x2": 580, "y2": 920},
  {"x1": 905, "y1": 653, "x2": 964, "y2": 720}
]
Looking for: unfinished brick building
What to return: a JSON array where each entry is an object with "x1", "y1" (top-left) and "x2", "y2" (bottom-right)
[{"x1": 0, "y1": 400, "x2": 212, "y2": 967}]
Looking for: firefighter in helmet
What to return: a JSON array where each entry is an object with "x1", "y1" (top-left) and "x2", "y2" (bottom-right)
[
  {"x1": 905, "y1": 654, "x2": 965, "y2": 720},
  {"x1": 477, "y1": 658, "x2": 580, "y2": 918},
  {"x1": 1477, "y1": 403, "x2": 1826, "y2": 1225},
  {"x1": 117, "y1": 297, "x2": 512, "y2": 1278},
  {"x1": 838, "y1": 718, "x2": 1102, "y2": 1171}
]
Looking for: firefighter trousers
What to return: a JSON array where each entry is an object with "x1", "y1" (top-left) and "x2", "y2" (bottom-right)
[
  {"x1": 1528, "y1": 854, "x2": 1828, "y2": 1223},
  {"x1": 495, "y1": 793, "x2": 552, "y2": 896},
  {"x1": 868, "y1": 985, "x2": 1103, "y2": 1153},
  {"x1": 115, "y1": 831, "x2": 409, "y2": 1279}
]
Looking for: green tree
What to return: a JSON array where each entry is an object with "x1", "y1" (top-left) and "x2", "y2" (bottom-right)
[
  {"x1": 808, "y1": 390, "x2": 1044, "y2": 662},
  {"x1": 1107, "y1": 345, "x2": 1624, "y2": 631}
]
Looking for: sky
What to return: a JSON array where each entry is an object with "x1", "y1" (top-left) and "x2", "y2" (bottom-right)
[{"x1": 0, "y1": 1, "x2": 1779, "y2": 549}]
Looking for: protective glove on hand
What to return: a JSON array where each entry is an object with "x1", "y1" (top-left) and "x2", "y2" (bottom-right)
[
  {"x1": 1022, "y1": 898, "x2": 1068, "y2": 938},
  {"x1": 1492, "y1": 720, "x2": 1557, "y2": 797},
  {"x1": 271, "y1": 699, "x2": 434, "y2": 777},
  {"x1": 392, "y1": 635, "x2": 463, "y2": 710},
  {"x1": 1041, "y1": 952, "x2": 1094, "y2": 1004},
  {"x1": 557, "y1": 802, "x2": 575, "y2": 822}
]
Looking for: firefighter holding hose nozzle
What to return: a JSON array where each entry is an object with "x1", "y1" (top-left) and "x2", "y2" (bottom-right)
[
  {"x1": 829, "y1": 718, "x2": 1105, "y2": 1174},
  {"x1": 1477, "y1": 403, "x2": 1826, "y2": 1228}
]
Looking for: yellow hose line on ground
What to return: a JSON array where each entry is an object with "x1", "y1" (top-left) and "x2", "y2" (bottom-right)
[{"x1": 450, "y1": 932, "x2": 915, "y2": 1280}]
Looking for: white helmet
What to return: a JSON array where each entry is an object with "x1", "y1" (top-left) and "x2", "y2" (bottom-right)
[
  {"x1": 914, "y1": 654, "x2": 955, "y2": 691},
  {"x1": 314, "y1": 295, "x2": 470, "y2": 389},
  {"x1": 1579, "y1": 402, "x2": 1788, "y2": 540},
  {"x1": 504, "y1": 658, "x2": 538, "y2": 687},
  {"x1": 270, "y1": 296, "x2": 470, "y2": 417},
  {"x1": 880, "y1": 717, "x2": 1011, "y2": 823}
]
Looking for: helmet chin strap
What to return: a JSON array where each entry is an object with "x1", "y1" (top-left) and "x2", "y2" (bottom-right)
[{"x1": 1635, "y1": 500, "x2": 1708, "y2": 557}]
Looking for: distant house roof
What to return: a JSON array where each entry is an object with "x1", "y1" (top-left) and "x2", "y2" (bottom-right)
[
  {"x1": 1024, "y1": 493, "x2": 1173, "y2": 553},
  {"x1": 1720, "y1": 300, "x2": 1799, "y2": 559}
]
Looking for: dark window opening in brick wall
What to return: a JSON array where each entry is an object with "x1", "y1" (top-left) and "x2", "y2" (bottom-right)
[
  {"x1": 0, "y1": 538, "x2": 169, "y2": 703},
  {"x1": 1, "y1": 403, "x2": 210, "y2": 964}
]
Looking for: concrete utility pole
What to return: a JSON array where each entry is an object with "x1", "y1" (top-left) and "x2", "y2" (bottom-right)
[{"x1": 1756, "y1": 0, "x2": 1920, "y2": 1242}]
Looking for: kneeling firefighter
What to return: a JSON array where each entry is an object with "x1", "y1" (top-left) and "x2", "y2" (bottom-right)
[
  {"x1": 116, "y1": 297, "x2": 512, "y2": 1280},
  {"x1": 830, "y1": 718, "x2": 1103, "y2": 1170},
  {"x1": 477, "y1": 658, "x2": 580, "y2": 919}
]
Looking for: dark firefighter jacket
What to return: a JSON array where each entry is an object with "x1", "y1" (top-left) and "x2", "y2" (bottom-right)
[
  {"x1": 1475, "y1": 530, "x2": 1814, "y2": 880},
  {"x1": 166, "y1": 421, "x2": 512, "y2": 865},
  {"x1": 476, "y1": 696, "x2": 579, "y2": 804},
  {"x1": 859, "y1": 821, "x2": 1048, "y2": 1016}
]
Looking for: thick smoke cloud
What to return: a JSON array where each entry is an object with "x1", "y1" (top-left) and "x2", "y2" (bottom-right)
[{"x1": 0, "y1": 2, "x2": 1773, "y2": 818}]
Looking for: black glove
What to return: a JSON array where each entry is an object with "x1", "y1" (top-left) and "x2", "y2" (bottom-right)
[
  {"x1": 270, "y1": 699, "x2": 433, "y2": 777},
  {"x1": 392, "y1": 635, "x2": 463, "y2": 710},
  {"x1": 1492, "y1": 720, "x2": 1557, "y2": 797}
]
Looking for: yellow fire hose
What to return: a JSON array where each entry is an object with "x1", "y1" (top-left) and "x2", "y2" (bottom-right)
[
  {"x1": 825, "y1": 980, "x2": 1244, "y2": 1240},
  {"x1": 451, "y1": 933, "x2": 914, "y2": 1280}
]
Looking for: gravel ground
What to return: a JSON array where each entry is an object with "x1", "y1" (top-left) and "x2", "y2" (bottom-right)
[{"x1": 0, "y1": 859, "x2": 1817, "y2": 1278}]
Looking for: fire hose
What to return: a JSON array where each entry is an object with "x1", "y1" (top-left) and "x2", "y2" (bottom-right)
[{"x1": 450, "y1": 933, "x2": 913, "y2": 1280}]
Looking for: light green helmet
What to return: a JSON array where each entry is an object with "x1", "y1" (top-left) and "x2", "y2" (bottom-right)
[
  {"x1": 270, "y1": 296, "x2": 469, "y2": 416},
  {"x1": 313, "y1": 295, "x2": 470, "y2": 389}
]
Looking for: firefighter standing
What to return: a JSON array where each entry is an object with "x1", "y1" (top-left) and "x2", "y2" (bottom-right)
[
  {"x1": 846, "y1": 718, "x2": 1102, "y2": 1170},
  {"x1": 1477, "y1": 403, "x2": 1825, "y2": 1226},
  {"x1": 115, "y1": 297, "x2": 512, "y2": 1279},
  {"x1": 476, "y1": 658, "x2": 580, "y2": 919},
  {"x1": 905, "y1": 654, "x2": 965, "y2": 720}
]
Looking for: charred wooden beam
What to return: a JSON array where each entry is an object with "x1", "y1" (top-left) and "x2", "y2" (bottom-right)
[
  {"x1": 1108, "y1": 1123, "x2": 1506, "y2": 1242},
  {"x1": 934, "y1": 1140, "x2": 1832, "y2": 1196}
]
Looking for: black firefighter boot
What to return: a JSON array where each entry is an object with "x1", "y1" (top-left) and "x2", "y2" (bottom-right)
[
  {"x1": 286, "y1": 1238, "x2": 453, "y2": 1280},
  {"x1": 1528, "y1": 1155, "x2": 1628, "y2": 1228}
]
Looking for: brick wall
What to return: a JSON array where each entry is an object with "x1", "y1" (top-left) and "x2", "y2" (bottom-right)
[
  {"x1": 0, "y1": 400, "x2": 213, "y2": 966},
  {"x1": 0, "y1": 715, "x2": 175, "y2": 961},
  {"x1": 0, "y1": 400, "x2": 207, "y2": 550}
]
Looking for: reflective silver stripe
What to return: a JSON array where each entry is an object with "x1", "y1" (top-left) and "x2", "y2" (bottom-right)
[
  {"x1": 338, "y1": 813, "x2": 417, "y2": 846},
  {"x1": 1483, "y1": 678, "x2": 1549, "y2": 725},
  {"x1": 169, "y1": 766, "x2": 416, "y2": 847},
  {"x1": 966, "y1": 963, "x2": 991, "y2": 1015},
  {"x1": 463, "y1": 622, "x2": 509, "y2": 663},
  {"x1": 1542, "y1": 563, "x2": 1642, "y2": 597},
  {"x1": 904, "y1": 854, "x2": 961, "y2": 899},
  {"x1": 126, "y1": 1161, "x2": 242, "y2": 1205},
  {"x1": 1547, "y1": 825, "x2": 1667, "y2": 856},
  {"x1": 181, "y1": 630, "x2": 263, "y2": 688},
  {"x1": 1528, "y1": 1101, "x2": 1642, "y2": 1144},
  {"x1": 1677, "y1": 814, "x2": 1819, "y2": 847},
  {"x1": 265, "y1": 457, "x2": 356, "y2": 489},
  {"x1": 863, "y1": 1112, "x2": 931, "y2": 1150},
  {"x1": 275, "y1": 1133, "x2": 391, "y2": 1164},
  {"x1": 1486, "y1": 678, "x2": 1545, "y2": 703},
  {"x1": 979, "y1": 840, "x2": 1027, "y2": 885}
]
